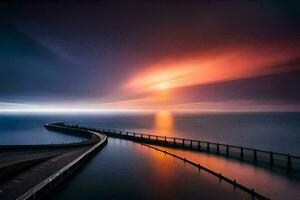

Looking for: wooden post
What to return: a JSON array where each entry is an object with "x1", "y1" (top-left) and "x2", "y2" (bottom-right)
[
  {"x1": 198, "y1": 141, "x2": 201, "y2": 149},
  {"x1": 287, "y1": 154, "x2": 292, "y2": 170},
  {"x1": 173, "y1": 138, "x2": 176, "y2": 144},
  {"x1": 226, "y1": 145, "x2": 229, "y2": 156},
  {"x1": 251, "y1": 189, "x2": 255, "y2": 200},
  {"x1": 217, "y1": 144, "x2": 220, "y2": 153},
  {"x1": 156, "y1": 136, "x2": 158, "y2": 141},
  {"x1": 133, "y1": 133, "x2": 136, "y2": 137},
  {"x1": 207, "y1": 143, "x2": 210, "y2": 152},
  {"x1": 240, "y1": 147, "x2": 244, "y2": 159},
  {"x1": 182, "y1": 139, "x2": 185, "y2": 146},
  {"x1": 254, "y1": 150, "x2": 257, "y2": 162},
  {"x1": 148, "y1": 135, "x2": 150, "y2": 140},
  {"x1": 126, "y1": 132, "x2": 129, "y2": 135},
  {"x1": 141, "y1": 134, "x2": 143, "y2": 140},
  {"x1": 270, "y1": 152, "x2": 274, "y2": 165},
  {"x1": 190, "y1": 140, "x2": 193, "y2": 148}
]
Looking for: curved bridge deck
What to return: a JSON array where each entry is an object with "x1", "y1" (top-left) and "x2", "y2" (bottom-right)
[{"x1": 0, "y1": 123, "x2": 107, "y2": 200}]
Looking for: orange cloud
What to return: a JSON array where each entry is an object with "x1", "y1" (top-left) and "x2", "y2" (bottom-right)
[{"x1": 126, "y1": 45, "x2": 299, "y2": 94}]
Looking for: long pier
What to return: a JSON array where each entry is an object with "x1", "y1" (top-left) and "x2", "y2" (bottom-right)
[
  {"x1": 68, "y1": 125, "x2": 300, "y2": 172},
  {"x1": 0, "y1": 123, "x2": 107, "y2": 200},
  {"x1": 65, "y1": 124, "x2": 272, "y2": 200}
]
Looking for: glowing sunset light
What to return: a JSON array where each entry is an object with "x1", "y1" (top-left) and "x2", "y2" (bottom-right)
[
  {"x1": 126, "y1": 45, "x2": 299, "y2": 94},
  {"x1": 157, "y1": 82, "x2": 170, "y2": 90}
]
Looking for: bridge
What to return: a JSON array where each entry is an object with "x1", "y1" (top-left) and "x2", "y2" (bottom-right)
[
  {"x1": 72, "y1": 125, "x2": 300, "y2": 172},
  {"x1": 0, "y1": 123, "x2": 107, "y2": 200}
]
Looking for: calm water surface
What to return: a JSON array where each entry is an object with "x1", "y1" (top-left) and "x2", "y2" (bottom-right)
[
  {"x1": 1, "y1": 112, "x2": 299, "y2": 154},
  {"x1": 0, "y1": 112, "x2": 299, "y2": 199},
  {"x1": 54, "y1": 138, "x2": 249, "y2": 200}
]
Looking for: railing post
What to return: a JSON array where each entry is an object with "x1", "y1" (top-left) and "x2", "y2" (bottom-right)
[
  {"x1": 226, "y1": 145, "x2": 229, "y2": 156},
  {"x1": 198, "y1": 141, "x2": 201, "y2": 149},
  {"x1": 287, "y1": 154, "x2": 292, "y2": 170},
  {"x1": 182, "y1": 139, "x2": 185, "y2": 147},
  {"x1": 190, "y1": 140, "x2": 193, "y2": 148},
  {"x1": 173, "y1": 138, "x2": 176, "y2": 144},
  {"x1": 156, "y1": 136, "x2": 158, "y2": 141},
  {"x1": 164, "y1": 136, "x2": 167, "y2": 143},
  {"x1": 217, "y1": 144, "x2": 220, "y2": 153},
  {"x1": 126, "y1": 132, "x2": 129, "y2": 136},
  {"x1": 207, "y1": 142, "x2": 210, "y2": 152},
  {"x1": 240, "y1": 147, "x2": 244, "y2": 159},
  {"x1": 270, "y1": 152, "x2": 274, "y2": 165},
  {"x1": 148, "y1": 135, "x2": 150, "y2": 140},
  {"x1": 251, "y1": 188, "x2": 255, "y2": 200},
  {"x1": 133, "y1": 133, "x2": 135, "y2": 137},
  {"x1": 254, "y1": 150, "x2": 257, "y2": 162},
  {"x1": 141, "y1": 134, "x2": 143, "y2": 140}
]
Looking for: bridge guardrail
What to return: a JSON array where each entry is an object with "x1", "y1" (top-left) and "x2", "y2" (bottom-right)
[{"x1": 70, "y1": 125, "x2": 300, "y2": 171}]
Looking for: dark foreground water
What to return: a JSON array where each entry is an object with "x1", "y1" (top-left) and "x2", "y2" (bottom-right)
[
  {"x1": 0, "y1": 112, "x2": 300, "y2": 199},
  {"x1": 55, "y1": 138, "x2": 249, "y2": 200}
]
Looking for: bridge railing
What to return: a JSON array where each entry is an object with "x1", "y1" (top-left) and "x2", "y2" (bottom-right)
[
  {"x1": 16, "y1": 124, "x2": 107, "y2": 200},
  {"x1": 64, "y1": 124, "x2": 270, "y2": 199},
  {"x1": 67, "y1": 125, "x2": 300, "y2": 171}
]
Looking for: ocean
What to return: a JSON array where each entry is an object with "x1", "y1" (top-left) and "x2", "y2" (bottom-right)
[{"x1": 1, "y1": 112, "x2": 299, "y2": 199}]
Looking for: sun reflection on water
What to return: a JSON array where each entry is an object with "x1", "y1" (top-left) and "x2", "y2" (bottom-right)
[{"x1": 154, "y1": 111, "x2": 174, "y2": 136}]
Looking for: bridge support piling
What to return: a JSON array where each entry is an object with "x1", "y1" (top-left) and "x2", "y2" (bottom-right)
[
  {"x1": 288, "y1": 154, "x2": 292, "y2": 170},
  {"x1": 198, "y1": 141, "x2": 201, "y2": 149},
  {"x1": 254, "y1": 149, "x2": 257, "y2": 162},
  {"x1": 270, "y1": 152, "x2": 274, "y2": 165},
  {"x1": 240, "y1": 148, "x2": 244, "y2": 159},
  {"x1": 226, "y1": 145, "x2": 229, "y2": 157}
]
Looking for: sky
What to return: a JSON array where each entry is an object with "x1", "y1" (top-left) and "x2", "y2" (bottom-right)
[{"x1": 0, "y1": 1, "x2": 300, "y2": 112}]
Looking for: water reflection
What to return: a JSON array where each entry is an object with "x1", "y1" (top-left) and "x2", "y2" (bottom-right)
[
  {"x1": 151, "y1": 145, "x2": 300, "y2": 200},
  {"x1": 154, "y1": 111, "x2": 174, "y2": 135},
  {"x1": 55, "y1": 138, "x2": 248, "y2": 200}
]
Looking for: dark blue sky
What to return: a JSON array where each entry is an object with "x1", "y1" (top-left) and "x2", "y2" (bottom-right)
[{"x1": 0, "y1": 1, "x2": 299, "y2": 111}]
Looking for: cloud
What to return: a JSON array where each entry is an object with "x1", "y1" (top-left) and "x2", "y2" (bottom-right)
[
  {"x1": 125, "y1": 44, "x2": 300, "y2": 93},
  {"x1": 0, "y1": 1, "x2": 300, "y2": 111}
]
